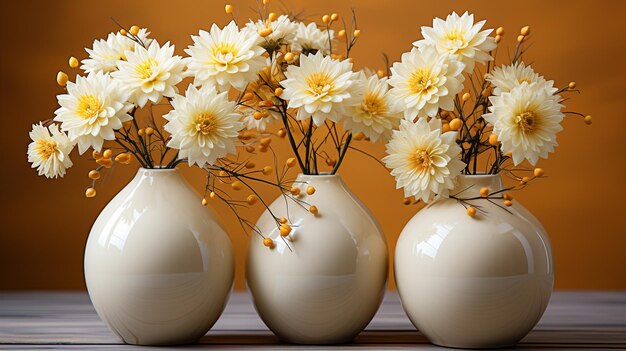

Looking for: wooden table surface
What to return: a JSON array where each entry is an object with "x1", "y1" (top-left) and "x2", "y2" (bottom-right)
[{"x1": 0, "y1": 291, "x2": 624, "y2": 350}]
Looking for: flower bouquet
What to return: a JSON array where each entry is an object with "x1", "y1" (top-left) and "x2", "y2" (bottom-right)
[{"x1": 381, "y1": 11, "x2": 591, "y2": 348}]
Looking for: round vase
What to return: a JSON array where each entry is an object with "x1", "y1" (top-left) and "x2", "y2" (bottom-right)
[
  {"x1": 247, "y1": 174, "x2": 388, "y2": 344},
  {"x1": 395, "y1": 174, "x2": 553, "y2": 348},
  {"x1": 84, "y1": 168, "x2": 234, "y2": 345}
]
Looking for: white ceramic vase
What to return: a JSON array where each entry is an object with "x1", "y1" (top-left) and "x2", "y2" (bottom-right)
[
  {"x1": 395, "y1": 174, "x2": 553, "y2": 348},
  {"x1": 247, "y1": 174, "x2": 388, "y2": 344},
  {"x1": 84, "y1": 168, "x2": 234, "y2": 345}
]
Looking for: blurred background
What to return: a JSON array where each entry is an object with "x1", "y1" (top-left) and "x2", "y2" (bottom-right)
[{"x1": 1, "y1": 0, "x2": 624, "y2": 291}]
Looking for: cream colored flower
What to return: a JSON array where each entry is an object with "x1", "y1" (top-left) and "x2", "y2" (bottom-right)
[
  {"x1": 81, "y1": 29, "x2": 152, "y2": 74},
  {"x1": 185, "y1": 21, "x2": 266, "y2": 91},
  {"x1": 388, "y1": 46, "x2": 465, "y2": 120},
  {"x1": 112, "y1": 41, "x2": 185, "y2": 108},
  {"x1": 245, "y1": 15, "x2": 297, "y2": 51},
  {"x1": 280, "y1": 51, "x2": 359, "y2": 126},
  {"x1": 415, "y1": 11, "x2": 497, "y2": 72},
  {"x1": 483, "y1": 82, "x2": 564, "y2": 166},
  {"x1": 27, "y1": 123, "x2": 74, "y2": 178},
  {"x1": 292, "y1": 22, "x2": 333, "y2": 55},
  {"x1": 54, "y1": 72, "x2": 133, "y2": 154},
  {"x1": 383, "y1": 118, "x2": 465, "y2": 202},
  {"x1": 486, "y1": 62, "x2": 557, "y2": 95},
  {"x1": 344, "y1": 73, "x2": 402, "y2": 142},
  {"x1": 164, "y1": 85, "x2": 244, "y2": 167}
]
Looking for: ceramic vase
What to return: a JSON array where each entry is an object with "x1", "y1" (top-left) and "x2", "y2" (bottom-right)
[
  {"x1": 84, "y1": 168, "x2": 234, "y2": 345},
  {"x1": 395, "y1": 174, "x2": 553, "y2": 348},
  {"x1": 247, "y1": 174, "x2": 388, "y2": 344}
]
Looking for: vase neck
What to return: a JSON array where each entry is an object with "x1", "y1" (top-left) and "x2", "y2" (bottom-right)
[{"x1": 452, "y1": 174, "x2": 505, "y2": 198}]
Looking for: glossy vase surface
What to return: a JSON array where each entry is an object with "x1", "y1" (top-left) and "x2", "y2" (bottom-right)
[
  {"x1": 395, "y1": 174, "x2": 553, "y2": 349},
  {"x1": 247, "y1": 174, "x2": 388, "y2": 344},
  {"x1": 84, "y1": 168, "x2": 234, "y2": 345}
]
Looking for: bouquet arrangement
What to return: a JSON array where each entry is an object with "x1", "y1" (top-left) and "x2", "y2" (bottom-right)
[
  {"x1": 26, "y1": 1, "x2": 395, "y2": 248},
  {"x1": 381, "y1": 11, "x2": 591, "y2": 214}
]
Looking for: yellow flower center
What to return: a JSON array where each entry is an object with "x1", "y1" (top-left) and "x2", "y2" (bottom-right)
[
  {"x1": 306, "y1": 72, "x2": 333, "y2": 95},
  {"x1": 36, "y1": 139, "x2": 58, "y2": 160},
  {"x1": 445, "y1": 30, "x2": 467, "y2": 45},
  {"x1": 362, "y1": 93, "x2": 385, "y2": 116},
  {"x1": 136, "y1": 58, "x2": 157, "y2": 79},
  {"x1": 213, "y1": 42, "x2": 238, "y2": 56},
  {"x1": 195, "y1": 112, "x2": 217, "y2": 135},
  {"x1": 516, "y1": 111, "x2": 536, "y2": 133},
  {"x1": 518, "y1": 78, "x2": 532, "y2": 84},
  {"x1": 412, "y1": 149, "x2": 432, "y2": 169},
  {"x1": 77, "y1": 94, "x2": 103, "y2": 119},
  {"x1": 408, "y1": 69, "x2": 433, "y2": 94}
]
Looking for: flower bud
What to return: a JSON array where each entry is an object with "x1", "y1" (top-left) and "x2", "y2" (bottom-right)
[
  {"x1": 68, "y1": 57, "x2": 79, "y2": 68},
  {"x1": 449, "y1": 118, "x2": 463, "y2": 131},
  {"x1": 462, "y1": 92, "x2": 471, "y2": 102},
  {"x1": 284, "y1": 52, "x2": 295, "y2": 62},
  {"x1": 88, "y1": 170, "x2": 101, "y2": 180},
  {"x1": 353, "y1": 29, "x2": 361, "y2": 37},
  {"x1": 322, "y1": 15, "x2": 330, "y2": 24},
  {"x1": 489, "y1": 133, "x2": 499, "y2": 146},
  {"x1": 130, "y1": 25, "x2": 140, "y2": 36},
  {"x1": 533, "y1": 168, "x2": 544, "y2": 177},
  {"x1": 496, "y1": 27, "x2": 504, "y2": 36},
  {"x1": 202, "y1": 198, "x2": 208, "y2": 206},
  {"x1": 517, "y1": 35, "x2": 525, "y2": 43},
  {"x1": 352, "y1": 132, "x2": 365, "y2": 141},
  {"x1": 286, "y1": 158, "x2": 296, "y2": 167},
  {"x1": 309, "y1": 205, "x2": 319, "y2": 215},
  {"x1": 274, "y1": 87, "x2": 283, "y2": 97},
  {"x1": 568, "y1": 81, "x2": 577, "y2": 89},
  {"x1": 467, "y1": 207, "x2": 477, "y2": 217},
  {"x1": 337, "y1": 29, "x2": 346, "y2": 38},
  {"x1": 262, "y1": 166, "x2": 273, "y2": 175},
  {"x1": 102, "y1": 149, "x2": 113, "y2": 159},
  {"x1": 85, "y1": 188, "x2": 97, "y2": 198},
  {"x1": 306, "y1": 186, "x2": 316, "y2": 195},
  {"x1": 520, "y1": 26, "x2": 530, "y2": 36},
  {"x1": 247, "y1": 194, "x2": 259, "y2": 205},
  {"x1": 258, "y1": 27, "x2": 273, "y2": 37},
  {"x1": 120, "y1": 29, "x2": 127, "y2": 36},
  {"x1": 145, "y1": 127, "x2": 154, "y2": 136},
  {"x1": 495, "y1": 35, "x2": 501, "y2": 44},
  {"x1": 56, "y1": 71, "x2": 69, "y2": 86},
  {"x1": 231, "y1": 181, "x2": 243, "y2": 190},
  {"x1": 268, "y1": 12, "x2": 278, "y2": 21},
  {"x1": 584, "y1": 115, "x2": 592, "y2": 125},
  {"x1": 263, "y1": 237, "x2": 274, "y2": 248},
  {"x1": 331, "y1": 13, "x2": 339, "y2": 21}
]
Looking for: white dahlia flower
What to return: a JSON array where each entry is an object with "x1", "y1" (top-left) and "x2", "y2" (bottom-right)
[
  {"x1": 81, "y1": 29, "x2": 152, "y2": 74},
  {"x1": 245, "y1": 15, "x2": 297, "y2": 50},
  {"x1": 163, "y1": 85, "x2": 244, "y2": 167},
  {"x1": 486, "y1": 62, "x2": 557, "y2": 95},
  {"x1": 54, "y1": 72, "x2": 133, "y2": 154},
  {"x1": 27, "y1": 123, "x2": 74, "y2": 178},
  {"x1": 292, "y1": 22, "x2": 333, "y2": 55}
]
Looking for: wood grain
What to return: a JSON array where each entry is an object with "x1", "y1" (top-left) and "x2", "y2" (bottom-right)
[{"x1": 0, "y1": 291, "x2": 625, "y2": 350}]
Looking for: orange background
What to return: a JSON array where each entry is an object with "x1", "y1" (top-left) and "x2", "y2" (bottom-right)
[{"x1": 1, "y1": 0, "x2": 624, "y2": 291}]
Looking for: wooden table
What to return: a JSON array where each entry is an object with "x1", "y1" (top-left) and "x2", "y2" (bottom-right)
[{"x1": 0, "y1": 291, "x2": 624, "y2": 350}]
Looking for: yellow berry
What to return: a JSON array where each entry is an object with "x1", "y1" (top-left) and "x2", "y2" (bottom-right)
[
  {"x1": 219, "y1": 170, "x2": 228, "y2": 177},
  {"x1": 231, "y1": 181, "x2": 243, "y2": 190},
  {"x1": 489, "y1": 133, "x2": 499, "y2": 146},
  {"x1": 277, "y1": 129, "x2": 286, "y2": 138},
  {"x1": 568, "y1": 81, "x2": 577, "y2": 89},
  {"x1": 247, "y1": 194, "x2": 259, "y2": 205},
  {"x1": 495, "y1": 35, "x2": 501, "y2": 44},
  {"x1": 442, "y1": 123, "x2": 451, "y2": 133},
  {"x1": 309, "y1": 205, "x2": 318, "y2": 215},
  {"x1": 120, "y1": 29, "x2": 127, "y2": 36},
  {"x1": 258, "y1": 27, "x2": 273, "y2": 37},
  {"x1": 274, "y1": 87, "x2": 283, "y2": 97},
  {"x1": 520, "y1": 26, "x2": 530, "y2": 36},
  {"x1": 496, "y1": 27, "x2": 504, "y2": 36},
  {"x1": 263, "y1": 237, "x2": 274, "y2": 248},
  {"x1": 403, "y1": 198, "x2": 411, "y2": 205},
  {"x1": 353, "y1": 29, "x2": 361, "y2": 37},
  {"x1": 258, "y1": 144, "x2": 268, "y2": 152},
  {"x1": 114, "y1": 153, "x2": 131, "y2": 164},
  {"x1": 260, "y1": 137, "x2": 272, "y2": 146},
  {"x1": 517, "y1": 35, "x2": 525, "y2": 43},
  {"x1": 504, "y1": 200, "x2": 513, "y2": 207},
  {"x1": 449, "y1": 118, "x2": 463, "y2": 131},
  {"x1": 262, "y1": 0, "x2": 269, "y2": 4},
  {"x1": 331, "y1": 13, "x2": 339, "y2": 21},
  {"x1": 462, "y1": 92, "x2": 471, "y2": 102},
  {"x1": 145, "y1": 127, "x2": 154, "y2": 136},
  {"x1": 337, "y1": 29, "x2": 346, "y2": 38},
  {"x1": 102, "y1": 149, "x2": 112, "y2": 159},
  {"x1": 352, "y1": 131, "x2": 365, "y2": 141},
  {"x1": 253, "y1": 111, "x2": 263, "y2": 120},
  {"x1": 279, "y1": 217, "x2": 288, "y2": 224},
  {"x1": 279, "y1": 224, "x2": 291, "y2": 236},
  {"x1": 258, "y1": 100, "x2": 273, "y2": 107},
  {"x1": 88, "y1": 170, "x2": 101, "y2": 180},
  {"x1": 306, "y1": 186, "x2": 316, "y2": 195},
  {"x1": 209, "y1": 191, "x2": 217, "y2": 199},
  {"x1": 56, "y1": 71, "x2": 69, "y2": 86},
  {"x1": 85, "y1": 188, "x2": 97, "y2": 198},
  {"x1": 130, "y1": 25, "x2": 140, "y2": 36},
  {"x1": 467, "y1": 207, "x2": 477, "y2": 217},
  {"x1": 244, "y1": 161, "x2": 255, "y2": 169},
  {"x1": 286, "y1": 157, "x2": 296, "y2": 167},
  {"x1": 138, "y1": 129, "x2": 145, "y2": 136},
  {"x1": 268, "y1": 12, "x2": 278, "y2": 21},
  {"x1": 202, "y1": 198, "x2": 208, "y2": 206},
  {"x1": 325, "y1": 158, "x2": 336, "y2": 166},
  {"x1": 503, "y1": 192, "x2": 513, "y2": 201},
  {"x1": 521, "y1": 176, "x2": 531, "y2": 183},
  {"x1": 584, "y1": 115, "x2": 592, "y2": 125},
  {"x1": 68, "y1": 56, "x2": 79, "y2": 68},
  {"x1": 96, "y1": 158, "x2": 113, "y2": 168},
  {"x1": 322, "y1": 15, "x2": 330, "y2": 24},
  {"x1": 290, "y1": 186, "x2": 301, "y2": 196},
  {"x1": 92, "y1": 150, "x2": 102, "y2": 159},
  {"x1": 245, "y1": 145, "x2": 255, "y2": 153},
  {"x1": 479, "y1": 187, "x2": 490, "y2": 197},
  {"x1": 262, "y1": 166, "x2": 273, "y2": 175},
  {"x1": 284, "y1": 52, "x2": 295, "y2": 62},
  {"x1": 377, "y1": 69, "x2": 385, "y2": 78}
]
